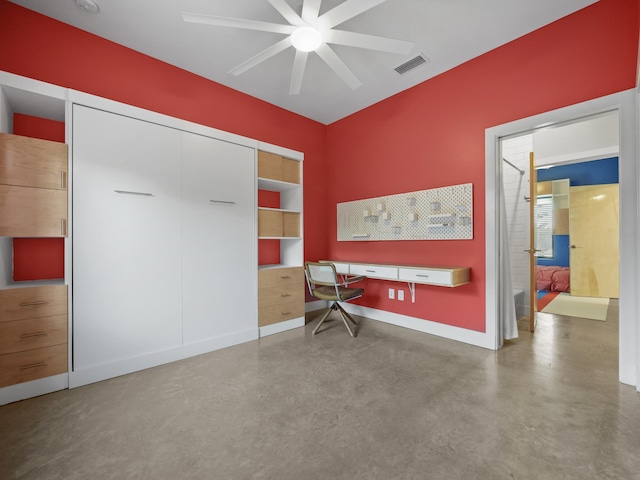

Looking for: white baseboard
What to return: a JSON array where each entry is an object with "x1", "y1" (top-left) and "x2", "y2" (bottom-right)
[
  {"x1": 342, "y1": 304, "x2": 496, "y2": 350},
  {"x1": 69, "y1": 329, "x2": 258, "y2": 388},
  {"x1": 0, "y1": 373, "x2": 68, "y2": 406},
  {"x1": 259, "y1": 317, "x2": 305, "y2": 337}
]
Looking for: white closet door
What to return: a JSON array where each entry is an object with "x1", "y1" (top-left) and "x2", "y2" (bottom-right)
[
  {"x1": 181, "y1": 132, "x2": 256, "y2": 343},
  {"x1": 73, "y1": 105, "x2": 183, "y2": 370}
]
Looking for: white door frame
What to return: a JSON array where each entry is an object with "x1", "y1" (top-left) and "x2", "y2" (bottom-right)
[{"x1": 485, "y1": 89, "x2": 638, "y2": 390}]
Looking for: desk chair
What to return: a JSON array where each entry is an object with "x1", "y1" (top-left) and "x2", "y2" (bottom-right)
[{"x1": 304, "y1": 261, "x2": 365, "y2": 337}]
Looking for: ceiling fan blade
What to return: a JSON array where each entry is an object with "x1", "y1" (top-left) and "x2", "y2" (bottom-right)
[
  {"x1": 267, "y1": 0, "x2": 304, "y2": 26},
  {"x1": 181, "y1": 12, "x2": 296, "y2": 35},
  {"x1": 324, "y1": 29, "x2": 413, "y2": 55},
  {"x1": 301, "y1": 0, "x2": 322, "y2": 25},
  {"x1": 289, "y1": 50, "x2": 309, "y2": 95},
  {"x1": 318, "y1": 0, "x2": 386, "y2": 30},
  {"x1": 315, "y1": 44, "x2": 362, "y2": 90},
  {"x1": 228, "y1": 38, "x2": 293, "y2": 76}
]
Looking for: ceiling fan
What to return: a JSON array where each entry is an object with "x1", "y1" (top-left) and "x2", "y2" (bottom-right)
[{"x1": 181, "y1": 0, "x2": 415, "y2": 95}]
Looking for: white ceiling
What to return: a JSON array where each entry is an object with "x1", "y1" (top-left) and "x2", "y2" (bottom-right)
[{"x1": 10, "y1": 0, "x2": 598, "y2": 125}]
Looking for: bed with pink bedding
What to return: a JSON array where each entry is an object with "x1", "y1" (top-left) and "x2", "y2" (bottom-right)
[{"x1": 536, "y1": 266, "x2": 570, "y2": 293}]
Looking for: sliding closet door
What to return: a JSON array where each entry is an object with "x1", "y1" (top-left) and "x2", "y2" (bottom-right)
[
  {"x1": 73, "y1": 106, "x2": 183, "y2": 370},
  {"x1": 181, "y1": 132, "x2": 256, "y2": 343}
]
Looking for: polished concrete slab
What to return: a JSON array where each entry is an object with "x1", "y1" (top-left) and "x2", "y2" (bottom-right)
[{"x1": 1, "y1": 301, "x2": 638, "y2": 479}]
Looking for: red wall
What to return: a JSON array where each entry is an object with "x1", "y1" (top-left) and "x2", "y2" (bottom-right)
[
  {"x1": 325, "y1": 0, "x2": 638, "y2": 332},
  {"x1": 1, "y1": 0, "x2": 637, "y2": 333},
  {"x1": 0, "y1": 0, "x2": 329, "y2": 267}
]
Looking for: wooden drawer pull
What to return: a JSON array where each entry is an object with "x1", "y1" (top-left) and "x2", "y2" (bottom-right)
[
  {"x1": 19, "y1": 301, "x2": 49, "y2": 307},
  {"x1": 20, "y1": 362, "x2": 46, "y2": 370},
  {"x1": 19, "y1": 332, "x2": 47, "y2": 338},
  {"x1": 280, "y1": 276, "x2": 291, "y2": 279},
  {"x1": 280, "y1": 293, "x2": 291, "y2": 298},
  {"x1": 281, "y1": 311, "x2": 291, "y2": 316}
]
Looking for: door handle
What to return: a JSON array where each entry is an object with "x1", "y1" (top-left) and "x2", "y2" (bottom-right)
[
  {"x1": 570, "y1": 245, "x2": 582, "y2": 249},
  {"x1": 114, "y1": 190, "x2": 153, "y2": 197},
  {"x1": 523, "y1": 249, "x2": 541, "y2": 253}
]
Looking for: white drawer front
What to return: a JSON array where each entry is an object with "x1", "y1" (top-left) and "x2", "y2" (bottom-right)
[
  {"x1": 350, "y1": 264, "x2": 398, "y2": 280},
  {"x1": 399, "y1": 268, "x2": 452, "y2": 285},
  {"x1": 331, "y1": 262, "x2": 350, "y2": 275}
]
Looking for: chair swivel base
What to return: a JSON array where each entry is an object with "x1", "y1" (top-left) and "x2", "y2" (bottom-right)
[{"x1": 313, "y1": 301, "x2": 358, "y2": 337}]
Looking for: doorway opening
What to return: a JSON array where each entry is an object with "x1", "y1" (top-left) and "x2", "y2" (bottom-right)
[
  {"x1": 484, "y1": 89, "x2": 638, "y2": 388},
  {"x1": 499, "y1": 114, "x2": 619, "y2": 341}
]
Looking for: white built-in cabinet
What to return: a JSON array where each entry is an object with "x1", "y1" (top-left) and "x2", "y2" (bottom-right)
[
  {"x1": 0, "y1": 70, "x2": 303, "y2": 403},
  {"x1": 181, "y1": 132, "x2": 256, "y2": 343},
  {"x1": 72, "y1": 105, "x2": 258, "y2": 383},
  {"x1": 72, "y1": 106, "x2": 184, "y2": 371}
]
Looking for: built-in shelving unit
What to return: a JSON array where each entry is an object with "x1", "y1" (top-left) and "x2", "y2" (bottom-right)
[
  {"x1": 0, "y1": 71, "x2": 70, "y2": 405},
  {"x1": 256, "y1": 147, "x2": 304, "y2": 336}
]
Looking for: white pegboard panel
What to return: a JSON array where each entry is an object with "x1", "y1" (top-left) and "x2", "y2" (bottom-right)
[{"x1": 337, "y1": 183, "x2": 473, "y2": 241}]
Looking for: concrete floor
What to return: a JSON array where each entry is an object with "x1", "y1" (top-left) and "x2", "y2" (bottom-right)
[{"x1": 1, "y1": 301, "x2": 639, "y2": 479}]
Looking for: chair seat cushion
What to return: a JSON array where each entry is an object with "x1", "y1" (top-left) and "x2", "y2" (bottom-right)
[{"x1": 312, "y1": 286, "x2": 364, "y2": 301}]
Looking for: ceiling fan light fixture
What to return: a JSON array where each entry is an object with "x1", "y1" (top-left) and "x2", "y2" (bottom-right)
[
  {"x1": 291, "y1": 26, "x2": 322, "y2": 52},
  {"x1": 75, "y1": 0, "x2": 100, "y2": 14}
]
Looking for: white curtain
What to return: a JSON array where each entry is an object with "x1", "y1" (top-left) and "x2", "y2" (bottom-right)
[{"x1": 499, "y1": 182, "x2": 519, "y2": 342}]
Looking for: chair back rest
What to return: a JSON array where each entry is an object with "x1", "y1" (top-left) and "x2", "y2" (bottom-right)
[{"x1": 305, "y1": 262, "x2": 338, "y2": 287}]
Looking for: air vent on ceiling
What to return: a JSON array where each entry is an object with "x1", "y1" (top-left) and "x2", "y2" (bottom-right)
[{"x1": 394, "y1": 54, "x2": 429, "y2": 75}]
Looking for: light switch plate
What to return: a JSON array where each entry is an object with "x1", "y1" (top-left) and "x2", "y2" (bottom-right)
[{"x1": 388, "y1": 288, "x2": 395, "y2": 299}]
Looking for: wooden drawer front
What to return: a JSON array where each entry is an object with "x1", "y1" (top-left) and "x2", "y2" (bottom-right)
[
  {"x1": 258, "y1": 210, "x2": 300, "y2": 238},
  {"x1": 399, "y1": 268, "x2": 453, "y2": 286},
  {"x1": 257, "y1": 151, "x2": 300, "y2": 185},
  {"x1": 0, "y1": 315, "x2": 67, "y2": 355},
  {"x1": 258, "y1": 151, "x2": 283, "y2": 181},
  {"x1": 0, "y1": 133, "x2": 68, "y2": 190},
  {"x1": 281, "y1": 157, "x2": 300, "y2": 184},
  {"x1": 0, "y1": 185, "x2": 67, "y2": 237},
  {"x1": 258, "y1": 301, "x2": 305, "y2": 327},
  {"x1": 0, "y1": 344, "x2": 67, "y2": 388},
  {"x1": 259, "y1": 267, "x2": 304, "y2": 287},
  {"x1": 282, "y1": 211, "x2": 300, "y2": 237},
  {"x1": 259, "y1": 284, "x2": 304, "y2": 308},
  {"x1": 0, "y1": 285, "x2": 67, "y2": 322},
  {"x1": 349, "y1": 264, "x2": 398, "y2": 280},
  {"x1": 258, "y1": 209, "x2": 283, "y2": 237}
]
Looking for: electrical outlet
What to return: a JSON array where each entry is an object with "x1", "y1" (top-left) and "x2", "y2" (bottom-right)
[
  {"x1": 398, "y1": 290, "x2": 404, "y2": 301},
  {"x1": 388, "y1": 288, "x2": 395, "y2": 299}
]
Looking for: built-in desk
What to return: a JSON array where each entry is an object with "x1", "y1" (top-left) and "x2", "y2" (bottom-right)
[{"x1": 321, "y1": 260, "x2": 470, "y2": 302}]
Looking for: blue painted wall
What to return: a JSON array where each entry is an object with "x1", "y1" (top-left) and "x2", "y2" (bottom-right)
[
  {"x1": 537, "y1": 157, "x2": 618, "y2": 185},
  {"x1": 538, "y1": 235, "x2": 570, "y2": 267},
  {"x1": 536, "y1": 157, "x2": 618, "y2": 267}
]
